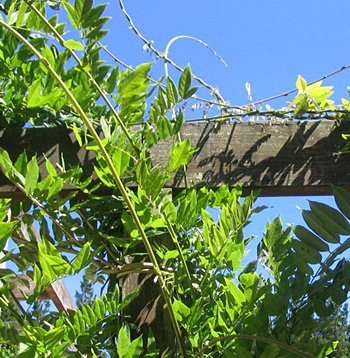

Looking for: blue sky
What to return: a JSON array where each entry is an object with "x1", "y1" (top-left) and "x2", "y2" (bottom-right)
[
  {"x1": 63, "y1": 0, "x2": 350, "y2": 295},
  {"x1": 96, "y1": 1, "x2": 347, "y2": 241}
]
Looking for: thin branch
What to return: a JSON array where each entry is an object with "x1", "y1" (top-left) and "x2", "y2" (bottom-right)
[
  {"x1": 118, "y1": 0, "x2": 225, "y2": 103},
  {"x1": 246, "y1": 63, "x2": 350, "y2": 107},
  {"x1": 164, "y1": 35, "x2": 227, "y2": 78}
]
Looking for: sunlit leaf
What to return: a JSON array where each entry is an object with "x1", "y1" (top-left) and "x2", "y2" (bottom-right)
[{"x1": 166, "y1": 139, "x2": 195, "y2": 172}]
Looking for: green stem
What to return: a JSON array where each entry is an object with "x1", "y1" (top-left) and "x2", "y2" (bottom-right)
[
  {"x1": 0, "y1": 20, "x2": 186, "y2": 358},
  {"x1": 193, "y1": 334, "x2": 315, "y2": 358}
]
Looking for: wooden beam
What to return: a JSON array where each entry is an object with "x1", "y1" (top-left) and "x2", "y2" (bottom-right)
[
  {"x1": 9, "y1": 221, "x2": 77, "y2": 312},
  {"x1": 0, "y1": 120, "x2": 349, "y2": 197}
]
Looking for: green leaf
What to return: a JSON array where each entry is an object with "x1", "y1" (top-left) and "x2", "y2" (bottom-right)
[
  {"x1": 293, "y1": 93, "x2": 309, "y2": 117},
  {"x1": 112, "y1": 148, "x2": 130, "y2": 177},
  {"x1": 105, "y1": 67, "x2": 119, "y2": 93},
  {"x1": 41, "y1": 45, "x2": 55, "y2": 67},
  {"x1": 296, "y1": 74, "x2": 307, "y2": 91},
  {"x1": 117, "y1": 327, "x2": 130, "y2": 358},
  {"x1": 224, "y1": 277, "x2": 246, "y2": 306},
  {"x1": 126, "y1": 335, "x2": 143, "y2": 358},
  {"x1": 82, "y1": 304, "x2": 97, "y2": 326},
  {"x1": 166, "y1": 139, "x2": 195, "y2": 172},
  {"x1": 309, "y1": 201, "x2": 350, "y2": 235},
  {"x1": 74, "y1": 0, "x2": 93, "y2": 26},
  {"x1": 63, "y1": 39, "x2": 84, "y2": 51},
  {"x1": 166, "y1": 77, "x2": 178, "y2": 104},
  {"x1": 72, "y1": 242, "x2": 91, "y2": 271},
  {"x1": 63, "y1": 1, "x2": 78, "y2": 29},
  {"x1": 25, "y1": 156, "x2": 39, "y2": 195},
  {"x1": 302, "y1": 210, "x2": 339, "y2": 243},
  {"x1": 158, "y1": 116, "x2": 173, "y2": 140},
  {"x1": 93, "y1": 297, "x2": 106, "y2": 319},
  {"x1": 0, "y1": 221, "x2": 18, "y2": 241},
  {"x1": 173, "y1": 110, "x2": 184, "y2": 135},
  {"x1": 16, "y1": 1, "x2": 28, "y2": 27},
  {"x1": 179, "y1": 64, "x2": 192, "y2": 99},
  {"x1": 38, "y1": 241, "x2": 72, "y2": 284},
  {"x1": 45, "y1": 160, "x2": 57, "y2": 177},
  {"x1": 173, "y1": 299, "x2": 190, "y2": 322},
  {"x1": 292, "y1": 239, "x2": 321, "y2": 264},
  {"x1": 333, "y1": 186, "x2": 350, "y2": 220},
  {"x1": 293, "y1": 225, "x2": 329, "y2": 252}
]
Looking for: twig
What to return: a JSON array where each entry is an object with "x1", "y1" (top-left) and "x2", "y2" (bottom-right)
[
  {"x1": 118, "y1": 0, "x2": 225, "y2": 103},
  {"x1": 246, "y1": 63, "x2": 350, "y2": 107}
]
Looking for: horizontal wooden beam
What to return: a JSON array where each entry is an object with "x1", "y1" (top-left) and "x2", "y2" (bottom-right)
[{"x1": 0, "y1": 120, "x2": 349, "y2": 197}]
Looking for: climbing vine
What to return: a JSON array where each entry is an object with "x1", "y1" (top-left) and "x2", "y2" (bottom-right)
[{"x1": 0, "y1": 1, "x2": 349, "y2": 357}]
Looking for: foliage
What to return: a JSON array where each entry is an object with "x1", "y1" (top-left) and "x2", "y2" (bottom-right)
[
  {"x1": 0, "y1": 0, "x2": 348, "y2": 357},
  {"x1": 313, "y1": 304, "x2": 350, "y2": 358},
  {"x1": 75, "y1": 272, "x2": 95, "y2": 308}
]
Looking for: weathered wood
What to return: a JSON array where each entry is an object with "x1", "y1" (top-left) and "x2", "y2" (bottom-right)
[
  {"x1": 0, "y1": 120, "x2": 349, "y2": 197},
  {"x1": 10, "y1": 221, "x2": 77, "y2": 312}
]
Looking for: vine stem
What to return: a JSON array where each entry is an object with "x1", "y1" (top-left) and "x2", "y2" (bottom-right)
[
  {"x1": 0, "y1": 20, "x2": 186, "y2": 358},
  {"x1": 245, "y1": 63, "x2": 350, "y2": 107},
  {"x1": 25, "y1": 0, "x2": 140, "y2": 158},
  {"x1": 193, "y1": 334, "x2": 315, "y2": 358},
  {"x1": 118, "y1": 0, "x2": 225, "y2": 103}
]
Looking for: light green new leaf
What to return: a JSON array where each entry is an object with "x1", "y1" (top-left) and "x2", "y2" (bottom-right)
[
  {"x1": 25, "y1": 156, "x2": 39, "y2": 195},
  {"x1": 0, "y1": 221, "x2": 18, "y2": 243},
  {"x1": 333, "y1": 186, "x2": 350, "y2": 220},
  {"x1": 173, "y1": 299, "x2": 190, "y2": 322},
  {"x1": 166, "y1": 139, "x2": 195, "y2": 172},
  {"x1": 72, "y1": 242, "x2": 91, "y2": 272},
  {"x1": 117, "y1": 327, "x2": 130, "y2": 358},
  {"x1": 296, "y1": 74, "x2": 307, "y2": 91},
  {"x1": 16, "y1": 0, "x2": 28, "y2": 27},
  {"x1": 64, "y1": 39, "x2": 84, "y2": 51},
  {"x1": 126, "y1": 335, "x2": 143, "y2": 358},
  {"x1": 41, "y1": 45, "x2": 55, "y2": 67}
]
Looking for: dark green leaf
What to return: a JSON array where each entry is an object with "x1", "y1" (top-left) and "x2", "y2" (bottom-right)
[
  {"x1": 292, "y1": 239, "x2": 322, "y2": 264},
  {"x1": 309, "y1": 200, "x2": 350, "y2": 235},
  {"x1": 302, "y1": 210, "x2": 339, "y2": 243},
  {"x1": 105, "y1": 66, "x2": 119, "y2": 93},
  {"x1": 173, "y1": 110, "x2": 184, "y2": 135},
  {"x1": 333, "y1": 186, "x2": 350, "y2": 220},
  {"x1": 293, "y1": 225, "x2": 329, "y2": 252},
  {"x1": 179, "y1": 64, "x2": 192, "y2": 99}
]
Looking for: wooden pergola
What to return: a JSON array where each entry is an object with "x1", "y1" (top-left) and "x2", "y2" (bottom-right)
[{"x1": 0, "y1": 119, "x2": 349, "y2": 312}]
